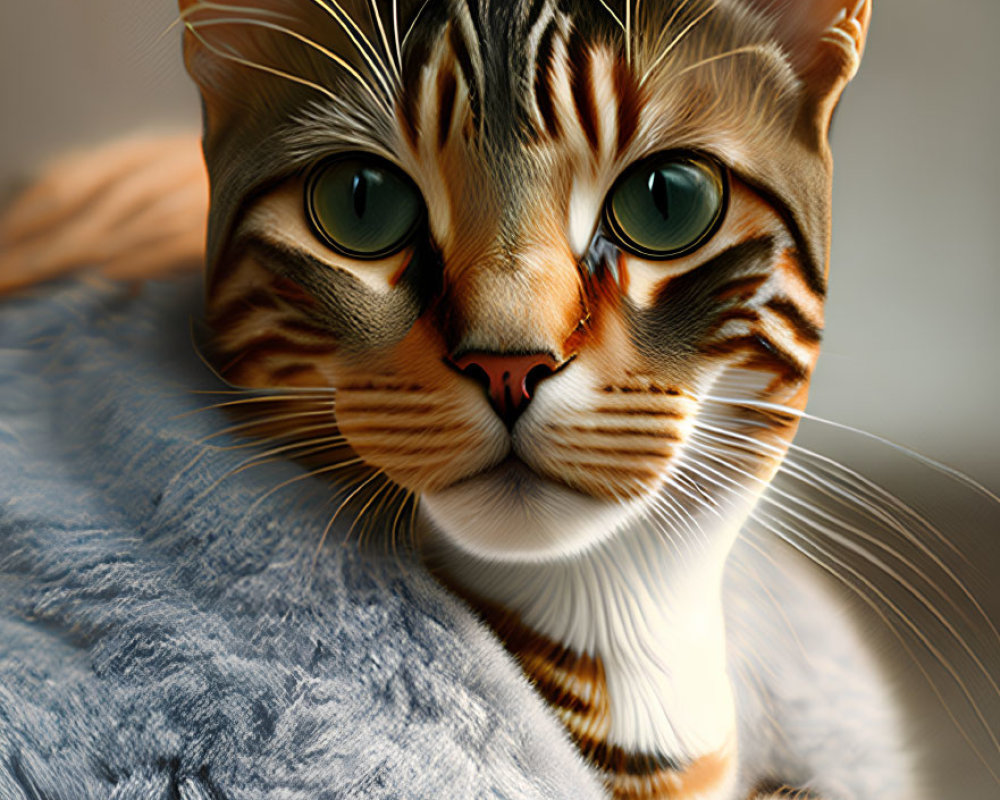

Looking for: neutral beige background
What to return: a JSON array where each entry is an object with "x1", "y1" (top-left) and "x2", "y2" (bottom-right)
[{"x1": 2, "y1": 0, "x2": 998, "y2": 796}]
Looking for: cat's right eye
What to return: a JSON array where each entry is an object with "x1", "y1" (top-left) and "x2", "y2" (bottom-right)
[
  {"x1": 305, "y1": 155, "x2": 424, "y2": 259},
  {"x1": 604, "y1": 152, "x2": 727, "y2": 260}
]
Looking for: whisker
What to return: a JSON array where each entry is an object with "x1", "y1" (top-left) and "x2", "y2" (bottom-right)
[
  {"x1": 748, "y1": 511, "x2": 1000, "y2": 784},
  {"x1": 400, "y1": 0, "x2": 433, "y2": 51},
  {"x1": 200, "y1": 422, "x2": 340, "y2": 453},
  {"x1": 672, "y1": 43, "x2": 777, "y2": 78},
  {"x1": 641, "y1": 0, "x2": 717, "y2": 86},
  {"x1": 679, "y1": 440, "x2": 1000, "y2": 774},
  {"x1": 391, "y1": 0, "x2": 402, "y2": 69},
  {"x1": 596, "y1": 0, "x2": 626, "y2": 34},
  {"x1": 361, "y1": 480, "x2": 406, "y2": 555},
  {"x1": 702, "y1": 394, "x2": 1000, "y2": 506},
  {"x1": 183, "y1": 0, "x2": 291, "y2": 20},
  {"x1": 183, "y1": 22, "x2": 348, "y2": 107},
  {"x1": 388, "y1": 486, "x2": 414, "y2": 561},
  {"x1": 309, "y1": 468, "x2": 386, "y2": 574},
  {"x1": 195, "y1": 408, "x2": 335, "y2": 444},
  {"x1": 226, "y1": 435, "x2": 347, "y2": 474},
  {"x1": 694, "y1": 417, "x2": 976, "y2": 576},
  {"x1": 185, "y1": 16, "x2": 390, "y2": 109},
  {"x1": 304, "y1": 0, "x2": 396, "y2": 95},
  {"x1": 625, "y1": 0, "x2": 631, "y2": 65},
  {"x1": 176, "y1": 393, "x2": 333, "y2": 419},
  {"x1": 687, "y1": 439, "x2": 1000, "y2": 687},
  {"x1": 697, "y1": 409, "x2": 973, "y2": 570},
  {"x1": 732, "y1": 535, "x2": 813, "y2": 665},
  {"x1": 643, "y1": 0, "x2": 694, "y2": 58},
  {"x1": 351, "y1": 474, "x2": 398, "y2": 551},
  {"x1": 188, "y1": 385, "x2": 336, "y2": 396},
  {"x1": 366, "y1": 0, "x2": 401, "y2": 81},
  {"x1": 249, "y1": 457, "x2": 367, "y2": 515}
]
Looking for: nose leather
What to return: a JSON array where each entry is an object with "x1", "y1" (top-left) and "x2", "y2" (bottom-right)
[{"x1": 451, "y1": 352, "x2": 558, "y2": 429}]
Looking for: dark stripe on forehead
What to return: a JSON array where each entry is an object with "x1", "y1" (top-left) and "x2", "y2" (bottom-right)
[
  {"x1": 525, "y1": 0, "x2": 549, "y2": 31},
  {"x1": 463, "y1": 0, "x2": 486, "y2": 41},
  {"x1": 449, "y1": 22, "x2": 481, "y2": 131},
  {"x1": 400, "y1": 33, "x2": 432, "y2": 146},
  {"x1": 534, "y1": 20, "x2": 561, "y2": 137},
  {"x1": 567, "y1": 28, "x2": 599, "y2": 152},
  {"x1": 612, "y1": 57, "x2": 640, "y2": 156},
  {"x1": 437, "y1": 68, "x2": 458, "y2": 149}
]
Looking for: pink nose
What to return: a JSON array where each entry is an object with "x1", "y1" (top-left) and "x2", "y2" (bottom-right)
[{"x1": 451, "y1": 351, "x2": 558, "y2": 428}]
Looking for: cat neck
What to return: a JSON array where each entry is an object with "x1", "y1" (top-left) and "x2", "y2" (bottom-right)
[{"x1": 420, "y1": 501, "x2": 747, "y2": 779}]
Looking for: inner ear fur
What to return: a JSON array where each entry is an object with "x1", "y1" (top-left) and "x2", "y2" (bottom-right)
[{"x1": 744, "y1": 0, "x2": 872, "y2": 130}]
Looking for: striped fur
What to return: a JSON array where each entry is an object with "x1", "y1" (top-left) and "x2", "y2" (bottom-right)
[{"x1": 169, "y1": 1, "x2": 880, "y2": 798}]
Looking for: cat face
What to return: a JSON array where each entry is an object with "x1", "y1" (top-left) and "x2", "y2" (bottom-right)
[{"x1": 181, "y1": 0, "x2": 869, "y2": 560}]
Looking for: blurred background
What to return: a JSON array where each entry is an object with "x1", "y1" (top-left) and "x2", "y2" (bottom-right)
[{"x1": 1, "y1": 0, "x2": 998, "y2": 796}]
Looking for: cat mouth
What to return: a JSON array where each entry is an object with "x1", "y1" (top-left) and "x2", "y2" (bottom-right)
[
  {"x1": 451, "y1": 451, "x2": 585, "y2": 504},
  {"x1": 420, "y1": 452, "x2": 642, "y2": 561},
  {"x1": 469, "y1": 453, "x2": 543, "y2": 489}
]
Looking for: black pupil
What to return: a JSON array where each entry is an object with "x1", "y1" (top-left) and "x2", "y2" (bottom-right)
[
  {"x1": 649, "y1": 171, "x2": 670, "y2": 221},
  {"x1": 607, "y1": 156, "x2": 724, "y2": 258},
  {"x1": 352, "y1": 172, "x2": 368, "y2": 217}
]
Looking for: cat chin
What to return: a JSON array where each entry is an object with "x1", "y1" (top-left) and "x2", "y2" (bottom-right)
[{"x1": 420, "y1": 457, "x2": 642, "y2": 562}]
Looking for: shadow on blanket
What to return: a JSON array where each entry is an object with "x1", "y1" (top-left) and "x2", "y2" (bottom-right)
[{"x1": 0, "y1": 278, "x2": 604, "y2": 800}]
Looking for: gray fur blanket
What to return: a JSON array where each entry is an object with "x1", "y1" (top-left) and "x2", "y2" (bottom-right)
[{"x1": 0, "y1": 278, "x2": 605, "y2": 800}]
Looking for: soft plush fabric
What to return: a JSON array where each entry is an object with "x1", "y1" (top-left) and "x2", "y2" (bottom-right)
[
  {"x1": 0, "y1": 278, "x2": 605, "y2": 800},
  {"x1": 0, "y1": 277, "x2": 918, "y2": 800}
]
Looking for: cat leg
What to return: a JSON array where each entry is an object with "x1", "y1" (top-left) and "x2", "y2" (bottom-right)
[{"x1": 0, "y1": 133, "x2": 206, "y2": 293}]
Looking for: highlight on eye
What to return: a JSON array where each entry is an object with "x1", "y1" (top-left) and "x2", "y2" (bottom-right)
[
  {"x1": 604, "y1": 152, "x2": 728, "y2": 260},
  {"x1": 305, "y1": 154, "x2": 424, "y2": 259}
]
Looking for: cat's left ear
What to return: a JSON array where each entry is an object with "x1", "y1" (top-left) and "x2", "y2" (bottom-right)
[{"x1": 746, "y1": 0, "x2": 872, "y2": 131}]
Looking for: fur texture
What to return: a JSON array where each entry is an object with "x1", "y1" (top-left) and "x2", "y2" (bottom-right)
[{"x1": 0, "y1": 278, "x2": 912, "y2": 799}]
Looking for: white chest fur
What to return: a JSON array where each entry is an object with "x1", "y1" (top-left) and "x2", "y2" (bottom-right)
[{"x1": 423, "y1": 506, "x2": 746, "y2": 764}]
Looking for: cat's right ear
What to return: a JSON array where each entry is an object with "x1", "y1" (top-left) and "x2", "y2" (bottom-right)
[
  {"x1": 176, "y1": 0, "x2": 262, "y2": 136},
  {"x1": 745, "y1": 0, "x2": 872, "y2": 134}
]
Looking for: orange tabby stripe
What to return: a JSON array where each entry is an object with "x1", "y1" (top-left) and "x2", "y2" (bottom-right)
[{"x1": 435, "y1": 585, "x2": 738, "y2": 800}]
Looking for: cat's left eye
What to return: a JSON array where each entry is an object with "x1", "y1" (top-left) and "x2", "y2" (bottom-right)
[
  {"x1": 604, "y1": 153, "x2": 727, "y2": 260},
  {"x1": 305, "y1": 155, "x2": 424, "y2": 259}
]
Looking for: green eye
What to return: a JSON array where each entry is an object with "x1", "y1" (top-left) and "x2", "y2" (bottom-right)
[
  {"x1": 305, "y1": 155, "x2": 423, "y2": 259},
  {"x1": 605, "y1": 153, "x2": 727, "y2": 259}
]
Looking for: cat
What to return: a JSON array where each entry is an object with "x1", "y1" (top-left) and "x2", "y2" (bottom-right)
[{"x1": 0, "y1": 0, "x2": 966, "y2": 798}]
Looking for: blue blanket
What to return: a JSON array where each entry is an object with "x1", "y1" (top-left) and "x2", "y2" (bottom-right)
[{"x1": 0, "y1": 278, "x2": 605, "y2": 800}]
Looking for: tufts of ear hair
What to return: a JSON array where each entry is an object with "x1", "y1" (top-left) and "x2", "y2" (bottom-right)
[{"x1": 745, "y1": 0, "x2": 872, "y2": 136}]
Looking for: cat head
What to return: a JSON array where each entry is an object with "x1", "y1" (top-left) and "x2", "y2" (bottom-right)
[{"x1": 179, "y1": 0, "x2": 870, "y2": 561}]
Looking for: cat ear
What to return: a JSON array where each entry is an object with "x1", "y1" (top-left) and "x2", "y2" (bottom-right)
[
  {"x1": 745, "y1": 0, "x2": 872, "y2": 126},
  {"x1": 175, "y1": 0, "x2": 290, "y2": 115}
]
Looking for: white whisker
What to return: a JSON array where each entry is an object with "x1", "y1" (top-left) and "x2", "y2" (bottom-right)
[
  {"x1": 748, "y1": 511, "x2": 1000, "y2": 783},
  {"x1": 185, "y1": 17, "x2": 390, "y2": 109},
  {"x1": 184, "y1": 23, "x2": 346, "y2": 105},
  {"x1": 641, "y1": 0, "x2": 716, "y2": 86},
  {"x1": 305, "y1": 0, "x2": 397, "y2": 95},
  {"x1": 702, "y1": 394, "x2": 1000, "y2": 506}
]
